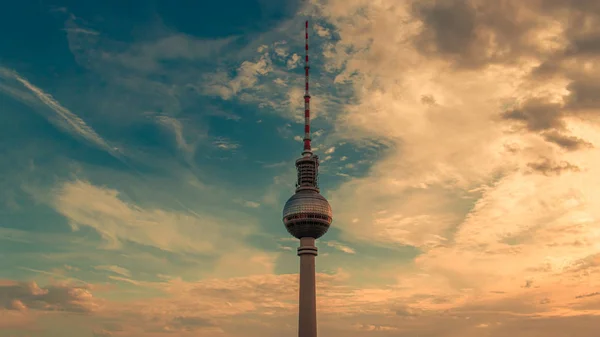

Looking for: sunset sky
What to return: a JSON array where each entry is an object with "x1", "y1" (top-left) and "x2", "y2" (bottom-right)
[{"x1": 1, "y1": 0, "x2": 600, "y2": 336}]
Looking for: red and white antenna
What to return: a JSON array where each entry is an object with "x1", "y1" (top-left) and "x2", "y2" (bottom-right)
[{"x1": 302, "y1": 20, "x2": 312, "y2": 155}]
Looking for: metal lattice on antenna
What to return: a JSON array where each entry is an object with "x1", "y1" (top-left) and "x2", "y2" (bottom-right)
[{"x1": 303, "y1": 20, "x2": 312, "y2": 155}]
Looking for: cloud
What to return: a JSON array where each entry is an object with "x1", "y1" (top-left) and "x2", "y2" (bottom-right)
[
  {"x1": 47, "y1": 180, "x2": 275, "y2": 279},
  {"x1": 576, "y1": 292, "x2": 600, "y2": 299},
  {"x1": 213, "y1": 138, "x2": 240, "y2": 150},
  {"x1": 273, "y1": 77, "x2": 287, "y2": 86},
  {"x1": 502, "y1": 98, "x2": 565, "y2": 132},
  {"x1": 409, "y1": 0, "x2": 566, "y2": 70},
  {"x1": 542, "y1": 130, "x2": 593, "y2": 151},
  {"x1": 0, "y1": 67, "x2": 119, "y2": 157},
  {"x1": 0, "y1": 280, "x2": 98, "y2": 313},
  {"x1": 501, "y1": 98, "x2": 593, "y2": 150},
  {"x1": 156, "y1": 115, "x2": 205, "y2": 156},
  {"x1": 310, "y1": 0, "x2": 600, "y2": 323},
  {"x1": 68, "y1": 24, "x2": 235, "y2": 73},
  {"x1": 526, "y1": 157, "x2": 580, "y2": 175},
  {"x1": 287, "y1": 53, "x2": 301, "y2": 69},
  {"x1": 158, "y1": 316, "x2": 218, "y2": 333},
  {"x1": 63, "y1": 27, "x2": 99, "y2": 35},
  {"x1": 314, "y1": 23, "x2": 331, "y2": 38},
  {"x1": 243, "y1": 201, "x2": 261, "y2": 208},
  {"x1": 325, "y1": 240, "x2": 356, "y2": 254},
  {"x1": 5, "y1": 2, "x2": 600, "y2": 336},
  {"x1": 203, "y1": 52, "x2": 273, "y2": 100},
  {"x1": 95, "y1": 265, "x2": 131, "y2": 278}
]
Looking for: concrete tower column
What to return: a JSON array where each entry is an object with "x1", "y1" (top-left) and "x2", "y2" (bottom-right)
[{"x1": 297, "y1": 237, "x2": 318, "y2": 337}]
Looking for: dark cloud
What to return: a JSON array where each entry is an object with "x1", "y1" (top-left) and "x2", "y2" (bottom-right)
[
  {"x1": 542, "y1": 131, "x2": 592, "y2": 151},
  {"x1": 575, "y1": 292, "x2": 600, "y2": 299},
  {"x1": 92, "y1": 331, "x2": 113, "y2": 337},
  {"x1": 490, "y1": 314, "x2": 600, "y2": 337},
  {"x1": 502, "y1": 99, "x2": 564, "y2": 132},
  {"x1": 170, "y1": 316, "x2": 215, "y2": 329},
  {"x1": 411, "y1": 0, "x2": 600, "y2": 147},
  {"x1": 0, "y1": 280, "x2": 97, "y2": 313},
  {"x1": 502, "y1": 98, "x2": 594, "y2": 150},
  {"x1": 412, "y1": 0, "x2": 600, "y2": 67},
  {"x1": 566, "y1": 253, "x2": 600, "y2": 274},
  {"x1": 421, "y1": 94, "x2": 437, "y2": 105},
  {"x1": 411, "y1": 0, "x2": 540, "y2": 69},
  {"x1": 565, "y1": 77, "x2": 600, "y2": 111},
  {"x1": 566, "y1": 32, "x2": 600, "y2": 56},
  {"x1": 412, "y1": 0, "x2": 477, "y2": 56},
  {"x1": 395, "y1": 305, "x2": 424, "y2": 317},
  {"x1": 527, "y1": 157, "x2": 580, "y2": 176},
  {"x1": 145, "y1": 315, "x2": 216, "y2": 333}
]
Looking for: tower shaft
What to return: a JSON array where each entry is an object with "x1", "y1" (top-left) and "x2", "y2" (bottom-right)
[{"x1": 298, "y1": 237, "x2": 318, "y2": 337}]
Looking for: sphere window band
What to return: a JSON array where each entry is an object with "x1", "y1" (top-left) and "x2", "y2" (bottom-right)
[
  {"x1": 282, "y1": 201, "x2": 332, "y2": 218},
  {"x1": 284, "y1": 213, "x2": 332, "y2": 222}
]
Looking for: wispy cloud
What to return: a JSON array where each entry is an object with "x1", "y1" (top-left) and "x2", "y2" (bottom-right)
[
  {"x1": 262, "y1": 161, "x2": 287, "y2": 168},
  {"x1": 325, "y1": 240, "x2": 356, "y2": 254},
  {"x1": 62, "y1": 27, "x2": 99, "y2": 35},
  {"x1": 0, "y1": 66, "x2": 119, "y2": 157},
  {"x1": 156, "y1": 115, "x2": 204, "y2": 159},
  {"x1": 213, "y1": 138, "x2": 240, "y2": 150},
  {"x1": 48, "y1": 180, "x2": 275, "y2": 278},
  {"x1": 95, "y1": 265, "x2": 131, "y2": 278},
  {"x1": 243, "y1": 201, "x2": 261, "y2": 208}
]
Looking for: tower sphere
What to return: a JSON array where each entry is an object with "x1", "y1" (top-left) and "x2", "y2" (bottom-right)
[{"x1": 283, "y1": 189, "x2": 332, "y2": 239}]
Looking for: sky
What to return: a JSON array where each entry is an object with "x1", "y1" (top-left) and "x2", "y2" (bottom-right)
[{"x1": 1, "y1": 0, "x2": 600, "y2": 336}]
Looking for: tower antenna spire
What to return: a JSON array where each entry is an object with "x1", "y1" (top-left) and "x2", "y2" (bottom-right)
[{"x1": 303, "y1": 20, "x2": 312, "y2": 156}]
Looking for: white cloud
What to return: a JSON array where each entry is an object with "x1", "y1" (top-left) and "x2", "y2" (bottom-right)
[
  {"x1": 314, "y1": 24, "x2": 331, "y2": 38},
  {"x1": 243, "y1": 201, "x2": 261, "y2": 208},
  {"x1": 213, "y1": 138, "x2": 240, "y2": 150},
  {"x1": 273, "y1": 78, "x2": 287, "y2": 86},
  {"x1": 287, "y1": 53, "x2": 301, "y2": 69},
  {"x1": 274, "y1": 47, "x2": 288, "y2": 58},
  {"x1": 204, "y1": 52, "x2": 273, "y2": 100},
  {"x1": 257, "y1": 45, "x2": 268, "y2": 53}
]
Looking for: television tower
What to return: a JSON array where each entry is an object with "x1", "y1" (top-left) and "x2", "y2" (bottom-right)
[{"x1": 282, "y1": 20, "x2": 333, "y2": 337}]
